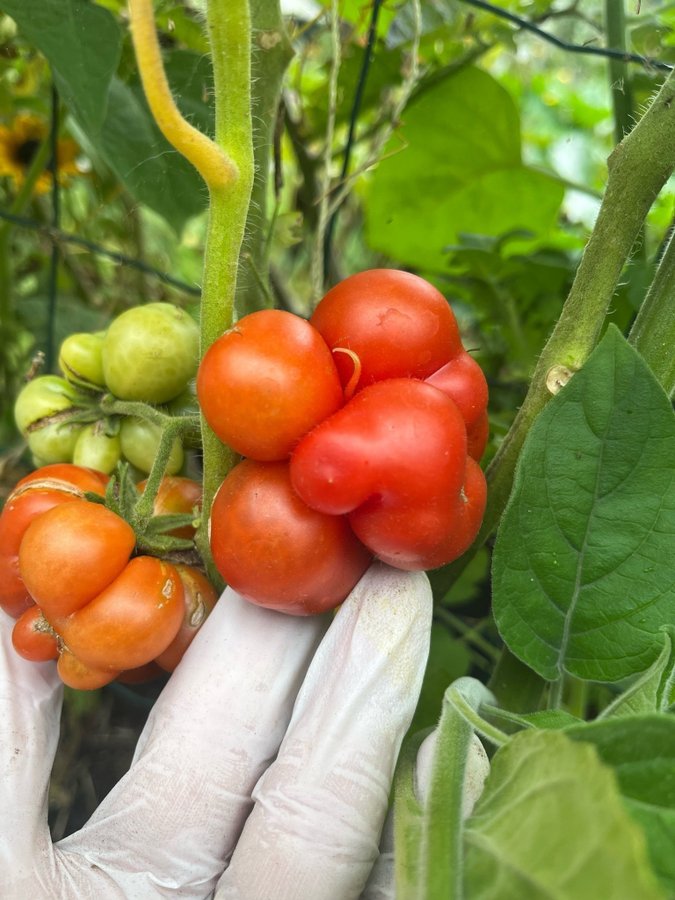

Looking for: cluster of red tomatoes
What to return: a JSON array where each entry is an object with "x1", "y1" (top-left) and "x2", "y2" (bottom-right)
[
  {"x1": 0, "y1": 465, "x2": 216, "y2": 690},
  {"x1": 0, "y1": 268, "x2": 488, "y2": 687},
  {"x1": 197, "y1": 269, "x2": 488, "y2": 616}
]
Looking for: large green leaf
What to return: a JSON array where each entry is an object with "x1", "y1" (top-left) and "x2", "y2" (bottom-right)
[
  {"x1": 492, "y1": 327, "x2": 675, "y2": 682},
  {"x1": 3, "y1": 0, "x2": 121, "y2": 135},
  {"x1": 99, "y1": 79, "x2": 208, "y2": 233},
  {"x1": 567, "y1": 716, "x2": 675, "y2": 894},
  {"x1": 464, "y1": 730, "x2": 664, "y2": 899},
  {"x1": 364, "y1": 66, "x2": 564, "y2": 270}
]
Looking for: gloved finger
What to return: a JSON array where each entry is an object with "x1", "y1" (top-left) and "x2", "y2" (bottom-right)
[
  {"x1": 0, "y1": 609, "x2": 63, "y2": 885},
  {"x1": 53, "y1": 589, "x2": 329, "y2": 899},
  {"x1": 214, "y1": 562, "x2": 433, "y2": 900}
]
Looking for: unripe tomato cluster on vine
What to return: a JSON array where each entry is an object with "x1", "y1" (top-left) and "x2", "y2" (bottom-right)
[
  {"x1": 1, "y1": 268, "x2": 488, "y2": 685},
  {"x1": 14, "y1": 302, "x2": 200, "y2": 475}
]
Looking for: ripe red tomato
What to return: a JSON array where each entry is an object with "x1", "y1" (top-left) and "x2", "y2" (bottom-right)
[
  {"x1": 19, "y1": 500, "x2": 136, "y2": 620},
  {"x1": 55, "y1": 556, "x2": 185, "y2": 672},
  {"x1": 138, "y1": 475, "x2": 202, "y2": 539},
  {"x1": 57, "y1": 649, "x2": 120, "y2": 691},
  {"x1": 154, "y1": 564, "x2": 218, "y2": 671},
  {"x1": 310, "y1": 269, "x2": 463, "y2": 393},
  {"x1": 0, "y1": 464, "x2": 108, "y2": 618},
  {"x1": 209, "y1": 459, "x2": 372, "y2": 614},
  {"x1": 11, "y1": 605, "x2": 59, "y2": 662},
  {"x1": 290, "y1": 378, "x2": 485, "y2": 570},
  {"x1": 425, "y1": 351, "x2": 489, "y2": 431},
  {"x1": 197, "y1": 310, "x2": 344, "y2": 460},
  {"x1": 466, "y1": 410, "x2": 490, "y2": 462}
]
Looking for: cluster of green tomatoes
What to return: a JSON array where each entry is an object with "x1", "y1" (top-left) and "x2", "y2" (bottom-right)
[{"x1": 14, "y1": 303, "x2": 200, "y2": 475}]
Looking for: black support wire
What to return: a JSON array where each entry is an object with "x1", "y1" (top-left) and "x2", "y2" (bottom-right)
[
  {"x1": 322, "y1": 0, "x2": 384, "y2": 283},
  {"x1": 459, "y1": 0, "x2": 672, "y2": 72},
  {"x1": 0, "y1": 208, "x2": 201, "y2": 297}
]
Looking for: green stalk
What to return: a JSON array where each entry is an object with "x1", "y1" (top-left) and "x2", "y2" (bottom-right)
[
  {"x1": 478, "y1": 70, "x2": 675, "y2": 711},
  {"x1": 480, "y1": 67, "x2": 675, "y2": 550},
  {"x1": 418, "y1": 679, "x2": 495, "y2": 899},
  {"x1": 237, "y1": 0, "x2": 294, "y2": 314},
  {"x1": 434, "y1": 66, "x2": 675, "y2": 614},
  {"x1": 605, "y1": 0, "x2": 634, "y2": 143},
  {"x1": 197, "y1": 0, "x2": 255, "y2": 574},
  {"x1": 628, "y1": 228, "x2": 675, "y2": 395}
]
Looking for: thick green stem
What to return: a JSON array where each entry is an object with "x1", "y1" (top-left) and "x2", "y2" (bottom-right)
[
  {"x1": 605, "y1": 0, "x2": 634, "y2": 143},
  {"x1": 479, "y1": 70, "x2": 675, "y2": 712},
  {"x1": 628, "y1": 228, "x2": 675, "y2": 395},
  {"x1": 237, "y1": 0, "x2": 294, "y2": 314},
  {"x1": 436, "y1": 66, "x2": 675, "y2": 611},
  {"x1": 419, "y1": 679, "x2": 494, "y2": 900},
  {"x1": 480, "y1": 66, "x2": 675, "y2": 553},
  {"x1": 197, "y1": 1, "x2": 255, "y2": 576}
]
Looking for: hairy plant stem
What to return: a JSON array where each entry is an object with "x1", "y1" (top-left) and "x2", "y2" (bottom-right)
[
  {"x1": 198, "y1": 1, "x2": 254, "y2": 582},
  {"x1": 237, "y1": 0, "x2": 294, "y2": 313},
  {"x1": 475, "y1": 67, "x2": 675, "y2": 709},
  {"x1": 129, "y1": 0, "x2": 254, "y2": 583},
  {"x1": 628, "y1": 228, "x2": 675, "y2": 395},
  {"x1": 482, "y1": 67, "x2": 675, "y2": 551},
  {"x1": 605, "y1": 0, "x2": 634, "y2": 143}
]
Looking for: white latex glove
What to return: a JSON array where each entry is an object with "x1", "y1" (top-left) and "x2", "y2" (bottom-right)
[{"x1": 1, "y1": 562, "x2": 434, "y2": 900}]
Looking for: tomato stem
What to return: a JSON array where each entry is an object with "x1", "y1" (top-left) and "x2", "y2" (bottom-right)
[
  {"x1": 196, "y1": 1, "x2": 254, "y2": 584},
  {"x1": 628, "y1": 227, "x2": 675, "y2": 396},
  {"x1": 128, "y1": 0, "x2": 236, "y2": 191}
]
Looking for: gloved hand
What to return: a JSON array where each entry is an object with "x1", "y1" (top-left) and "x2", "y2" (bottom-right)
[{"x1": 1, "y1": 562, "x2": 435, "y2": 900}]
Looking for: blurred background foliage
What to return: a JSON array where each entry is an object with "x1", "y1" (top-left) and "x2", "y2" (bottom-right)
[{"x1": 0, "y1": 0, "x2": 673, "y2": 832}]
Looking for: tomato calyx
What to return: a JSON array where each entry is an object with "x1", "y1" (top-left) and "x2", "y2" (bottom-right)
[{"x1": 97, "y1": 463, "x2": 201, "y2": 559}]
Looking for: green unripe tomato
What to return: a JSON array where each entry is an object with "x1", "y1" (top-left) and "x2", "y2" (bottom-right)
[
  {"x1": 59, "y1": 331, "x2": 106, "y2": 389},
  {"x1": 73, "y1": 423, "x2": 122, "y2": 474},
  {"x1": 119, "y1": 417, "x2": 184, "y2": 475},
  {"x1": 102, "y1": 303, "x2": 199, "y2": 403},
  {"x1": 26, "y1": 420, "x2": 84, "y2": 463},
  {"x1": 14, "y1": 375, "x2": 89, "y2": 434}
]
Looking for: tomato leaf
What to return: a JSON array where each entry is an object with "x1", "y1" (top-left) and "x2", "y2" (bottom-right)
[
  {"x1": 464, "y1": 729, "x2": 665, "y2": 899},
  {"x1": 364, "y1": 66, "x2": 564, "y2": 271},
  {"x1": 2, "y1": 0, "x2": 121, "y2": 135},
  {"x1": 492, "y1": 327, "x2": 675, "y2": 683},
  {"x1": 99, "y1": 79, "x2": 207, "y2": 234},
  {"x1": 566, "y1": 716, "x2": 675, "y2": 895},
  {"x1": 598, "y1": 626, "x2": 675, "y2": 719}
]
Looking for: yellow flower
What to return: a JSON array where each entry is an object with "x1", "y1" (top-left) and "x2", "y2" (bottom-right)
[{"x1": 0, "y1": 114, "x2": 82, "y2": 194}]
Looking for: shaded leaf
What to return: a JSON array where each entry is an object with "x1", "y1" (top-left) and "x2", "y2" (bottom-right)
[
  {"x1": 409, "y1": 623, "x2": 471, "y2": 734},
  {"x1": 364, "y1": 66, "x2": 563, "y2": 271},
  {"x1": 464, "y1": 730, "x2": 664, "y2": 899},
  {"x1": 3, "y1": 0, "x2": 121, "y2": 135},
  {"x1": 567, "y1": 716, "x2": 675, "y2": 894},
  {"x1": 99, "y1": 78, "x2": 207, "y2": 233},
  {"x1": 599, "y1": 626, "x2": 675, "y2": 718}
]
